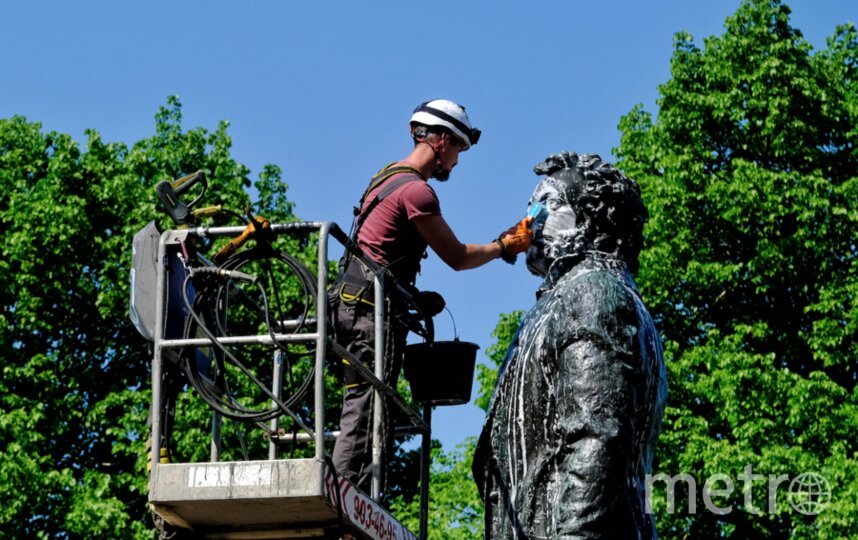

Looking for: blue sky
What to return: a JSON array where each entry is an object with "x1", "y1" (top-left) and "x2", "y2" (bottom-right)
[{"x1": 3, "y1": 0, "x2": 855, "y2": 452}]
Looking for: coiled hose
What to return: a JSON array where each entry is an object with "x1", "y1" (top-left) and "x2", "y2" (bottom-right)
[{"x1": 179, "y1": 245, "x2": 319, "y2": 426}]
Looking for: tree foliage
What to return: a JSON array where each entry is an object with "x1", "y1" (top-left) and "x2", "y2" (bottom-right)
[
  {"x1": 474, "y1": 311, "x2": 524, "y2": 414},
  {"x1": 0, "y1": 97, "x2": 331, "y2": 538},
  {"x1": 389, "y1": 440, "x2": 481, "y2": 539},
  {"x1": 418, "y1": 2, "x2": 857, "y2": 538},
  {"x1": 613, "y1": 0, "x2": 858, "y2": 537}
]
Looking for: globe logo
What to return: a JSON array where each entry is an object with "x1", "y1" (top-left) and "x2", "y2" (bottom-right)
[{"x1": 788, "y1": 472, "x2": 831, "y2": 515}]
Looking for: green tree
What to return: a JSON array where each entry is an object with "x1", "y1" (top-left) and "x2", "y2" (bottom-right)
[
  {"x1": 0, "y1": 97, "x2": 331, "y2": 538},
  {"x1": 423, "y1": 2, "x2": 857, "y2": 538},
  {"x1": 614, "y1": 0, "x2": 858, "y2": 537}
]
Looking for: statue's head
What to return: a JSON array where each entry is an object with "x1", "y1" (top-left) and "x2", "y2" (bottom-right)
[{"x1": 526, "y1": 151, "x2": 648, "y2": 277}]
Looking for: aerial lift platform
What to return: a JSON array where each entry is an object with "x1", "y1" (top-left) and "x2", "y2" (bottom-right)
[
  {"x1": 147, "y1": 221, "x2": 433, "y2": 540},
  {"x1": 150, "y1": 458, "x2": 412, "y2": 539}
]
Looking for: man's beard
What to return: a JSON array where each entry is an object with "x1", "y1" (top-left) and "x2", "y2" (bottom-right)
[{"x1": 431, "y1": 164, "x2": 451, "y2": 182}]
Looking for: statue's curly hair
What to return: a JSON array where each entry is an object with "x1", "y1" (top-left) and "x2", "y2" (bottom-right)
[{"x1": 533, "y1": 151, "x2": 648, "y2": 272}]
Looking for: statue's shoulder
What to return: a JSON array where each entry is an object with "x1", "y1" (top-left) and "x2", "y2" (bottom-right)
[
  {"x1": 557, "y1": 266, "x2": 637, "y2": 312},
  {"x1": 551, "y1": 266, "x2": 640, "y2": 347}
]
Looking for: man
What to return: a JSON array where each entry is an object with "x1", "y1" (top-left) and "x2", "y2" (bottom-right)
[
  {"x1": 473, "y1": 152, "x2": 668, "y2": 539},
  {"x1": 330, "y1": 99, "x2": 533, "y2": 493}
]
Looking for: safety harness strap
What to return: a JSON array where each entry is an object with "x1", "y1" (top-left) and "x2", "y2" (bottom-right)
[
  {"x1": 357, "y1": 163, "x2": 424, "y2": 208},
  {"x1": 336, "y1": 164, "x2": 425, "y2": 307},
  {"x1": 352, "y1": 168, "x2": 424, "y2": 241}
]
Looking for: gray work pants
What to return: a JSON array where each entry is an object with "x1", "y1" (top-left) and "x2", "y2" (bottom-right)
[{"x1": 330, "y1": 291, "x2": 405, "y2": 494}]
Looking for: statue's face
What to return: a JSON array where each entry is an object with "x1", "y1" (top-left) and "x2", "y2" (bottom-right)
[{"x1": 526, "y1": 172, "x2": 582, "y2": 276}]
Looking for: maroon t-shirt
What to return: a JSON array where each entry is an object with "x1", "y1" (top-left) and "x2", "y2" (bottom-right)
[{"x1": 356, "y1": 172, "x2": 441, "y2": 285}]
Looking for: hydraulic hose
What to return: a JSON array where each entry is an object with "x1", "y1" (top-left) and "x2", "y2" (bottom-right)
[{"x1": 178, "y1": 245, "x2": 319, "y2": 427}]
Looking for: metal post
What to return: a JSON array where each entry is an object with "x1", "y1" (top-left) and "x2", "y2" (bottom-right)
[
  {"x1": 269, "y1": 350, "x2": 283, "y2": 460},
  {"x1": 210, "y1": 413, "x2": 222, "y2": 462},
  {"x1": 314, "y1": 223, "x2": 331, "y2": 460},
  {"x1": 419, "y1": 404, "x2": 432, "y2": 540},
  {"x1": 371, "y1": 273, "x2": 385, "y2": 500},
  {"x1": 149, "y1": 233, "x2": 168, "y2": 494}
]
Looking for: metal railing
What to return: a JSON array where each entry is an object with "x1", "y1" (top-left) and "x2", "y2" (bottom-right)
[{"x1": 148, "y1": 221, "x2": 431, "y2": 537}]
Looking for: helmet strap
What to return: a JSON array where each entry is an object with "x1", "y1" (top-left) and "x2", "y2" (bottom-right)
[
  {"x1": 416, "y1": 138, "x2": 443, "y2": 162},
  {"x1": 413, "y1": 135, "x2": 449, "y2": 180}
]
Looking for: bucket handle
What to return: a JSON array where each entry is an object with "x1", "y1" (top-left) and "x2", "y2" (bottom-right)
[{"x1": 444, "y1": 306, "x2": 460, "y2": 342}]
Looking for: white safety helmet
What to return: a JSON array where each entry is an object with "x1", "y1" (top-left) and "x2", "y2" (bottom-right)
[{"x1": 410, "y1": 99, "x2": 481, "y2": 151}]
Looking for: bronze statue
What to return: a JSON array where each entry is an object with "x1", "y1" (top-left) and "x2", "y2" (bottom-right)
[{"x1": 473, "y1": 152, "x2": 667, "y2": 539}]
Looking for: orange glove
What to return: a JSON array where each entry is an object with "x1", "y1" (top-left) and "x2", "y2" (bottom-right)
[{"x1": 497, "y1": 216, "x2": 533, "y2": 263}]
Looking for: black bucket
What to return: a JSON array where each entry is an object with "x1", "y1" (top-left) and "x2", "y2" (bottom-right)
[{"x1": 403, "y1": 340, "x2": 479, "y2": 406}]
